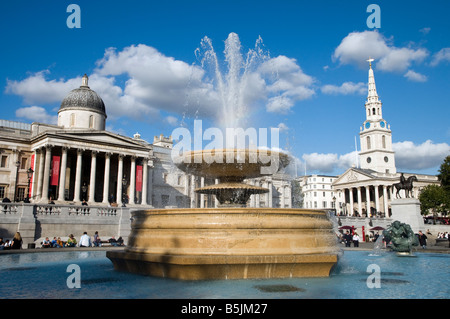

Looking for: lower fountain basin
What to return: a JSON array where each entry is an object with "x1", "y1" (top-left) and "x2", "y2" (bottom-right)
[{"x1": 107, "y1": 208, "x2": 340, "y2": 280}]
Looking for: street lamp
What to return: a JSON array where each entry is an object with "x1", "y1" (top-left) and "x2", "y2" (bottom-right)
[
  {"x1": 122, "y1": 175, "x2": 128, "y2": 204},
  {"x1": 13, "y1": 160, "x2": 20, "y2": 202},
  {"x1": 26, "y1": 167, "x2": 34, "y2": 202}
]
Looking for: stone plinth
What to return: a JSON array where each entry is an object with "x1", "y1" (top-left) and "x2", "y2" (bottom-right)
[
  {"x1": 107, "y1": 208, "x2": 340, "y2": 280},
  {"x1": 390, "y1": 198, "x2": 425, "y2": 233}
]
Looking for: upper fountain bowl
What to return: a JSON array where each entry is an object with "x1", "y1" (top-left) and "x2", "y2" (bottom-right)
[{"x1": 175, "y1": 148, "x2": 290, "y2": 181}]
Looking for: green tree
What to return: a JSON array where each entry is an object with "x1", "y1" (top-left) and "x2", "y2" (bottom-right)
[
  {"x1": 437, "y1": 155, "x2": 450, "y2": 193},
  {"x1": 419, "y1": 184, "x2": 449, "y2": 221}
]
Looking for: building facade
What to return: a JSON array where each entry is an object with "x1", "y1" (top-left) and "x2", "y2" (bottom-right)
[
  {"x1": 0, "y1": 75, "x2": 292, "y2": 209},
  {"x1": 332, "y1": 61, "x2": 439, "y2": 217}
]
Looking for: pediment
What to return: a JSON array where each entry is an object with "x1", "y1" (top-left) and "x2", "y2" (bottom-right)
[
  {"x1": 333, "y1": 168, "x2": 375, "y2": 186},
  {"x1": 32, "y1": 129, "x2": 151, "y2": 152}
]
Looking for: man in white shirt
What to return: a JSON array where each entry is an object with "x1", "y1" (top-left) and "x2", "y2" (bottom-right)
[{"x1": 79, "y1": 232, "x2": 91, "y2": 247}]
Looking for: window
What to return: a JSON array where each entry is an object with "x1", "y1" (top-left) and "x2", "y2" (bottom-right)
[
  {"x1": 17, "y1": 187, "x2": 26, "y2": 201},
  {"x1": 70, "y1": 113, "x2": 76, "y2": 127},
  {"x1": 382, "y1": 135, "x2": 386, "y2": 149},
  {"x1": 89, "y1": 115, "x2": 94, "y2": 128},
  {"x1": 367, "y1": 136, "x2": 371, "y2": 149},
  {"x1": 323, "y1": 201, "x2": 327, "y2": 208},
  {"x1": 314, "y1": 201, "x2": 317, "y2": 208},
  {"x1": 163, "y1": 173, "x2": 168, "y2": 183},
  {"x1": 323, "y1": 192, "x2": 326, "y2": 197},
  {"x1": 0, "y1": 185, "x2": 6, "y2": 198},
  {"x1": 20, "y1": 157, "x2": 28, "y2": 170},
  {"x1": 1, "y1": 155, "x2": 7, "y2": 168},
  {"x1": 161, "y1": 195, "x2": 170, "y2": 207}
]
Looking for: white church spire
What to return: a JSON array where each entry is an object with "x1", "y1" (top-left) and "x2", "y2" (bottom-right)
[{"x1": 365, "y1": 58, "x2": 382, "y2": 121}]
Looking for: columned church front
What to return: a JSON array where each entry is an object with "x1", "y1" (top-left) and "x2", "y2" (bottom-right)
[{"x1": 332, "y1": 60, "x2": 438, "y2": 217}]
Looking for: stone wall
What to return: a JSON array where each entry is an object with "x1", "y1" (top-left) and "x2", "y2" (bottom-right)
[{"x1": 0, "y1": 203, "x2": 132, "y2": 248}]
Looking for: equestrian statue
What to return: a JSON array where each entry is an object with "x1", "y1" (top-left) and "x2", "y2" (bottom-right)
[{"x1": 392, "y1": 173, "x2": 418, "y2": 199}]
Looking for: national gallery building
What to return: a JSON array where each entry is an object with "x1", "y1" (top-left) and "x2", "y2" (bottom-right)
[{"x1": 0, "y1": 75, "x2": 292, "y2": 209}]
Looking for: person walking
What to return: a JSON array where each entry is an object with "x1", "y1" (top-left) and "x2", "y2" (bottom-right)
[
  {"x1": 418, "y1": 230, "x2": 427, "y2": 249},
  {"x1": 344, "y1": 231, "x2": 352, "y2": 247}
]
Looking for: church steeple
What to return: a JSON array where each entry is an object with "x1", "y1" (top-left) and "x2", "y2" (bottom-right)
[
  {"x1": 359, "y1": 59, "x2": 396, "y2": 174},
  {"x1": 365, "y1": 58, "x2": 382, "y2": 121}
]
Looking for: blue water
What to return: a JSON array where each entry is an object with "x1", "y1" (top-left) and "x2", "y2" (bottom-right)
[{"x1": 0, "y1": 250, "x2": 448, "y2": 299}]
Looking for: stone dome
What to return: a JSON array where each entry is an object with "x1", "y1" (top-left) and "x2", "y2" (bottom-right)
[{"x1": 59, "y1": 74, "x2": 106, "y2": 117}]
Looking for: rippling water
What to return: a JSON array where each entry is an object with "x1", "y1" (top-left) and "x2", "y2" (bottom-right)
[{"x1": 0, "y1": 250, "x2": 448, "y2": 299}]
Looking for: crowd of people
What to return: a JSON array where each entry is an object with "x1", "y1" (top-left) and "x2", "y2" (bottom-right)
[
  {"x1": 0, "y1": 231, "x2": 124, "y2": 250},
  {"x1": 41, "y1": 231, "x2": 125, "y2": 248}
]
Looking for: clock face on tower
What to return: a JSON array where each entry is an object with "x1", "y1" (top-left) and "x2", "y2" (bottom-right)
[
  {"x1": 365, "y1": 122, "x2": 370, "y2": 129},
  {"x1": 380, "y1": 121, "x2": 385, "y2": 128}
]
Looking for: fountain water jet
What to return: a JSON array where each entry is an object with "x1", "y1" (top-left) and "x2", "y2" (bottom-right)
[{"x1": 107, "y1": 33, "x2": 340, "y2": 279}]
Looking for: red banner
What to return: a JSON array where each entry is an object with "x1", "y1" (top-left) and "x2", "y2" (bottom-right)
[
  {"x1": 136, "y1": 165, "x2": 143, "y2": 192},
  {"x1": 29, "y1": 154, "x2": 35, "y2": 198},
  {"x1": 51, "y1": 156, "x2": 60, "y2": 186}
]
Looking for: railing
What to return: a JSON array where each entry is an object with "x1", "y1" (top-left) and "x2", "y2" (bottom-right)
[
  {"x1": 33, "y1": 204, "x2": 120, "y2": 218},
  {"x1": 1, "y1": 203, "x2": 19, "y2": 214}
]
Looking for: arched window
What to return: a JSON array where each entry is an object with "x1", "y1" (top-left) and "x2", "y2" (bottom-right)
[
  {"x1": 382, "y1": 135, "x2": 386, "y2": 148},
  {"x1": 372, "y1": 108, "x2": 376, "y2": 115},
  {"x1": 367, "y1": 136, "x2": 371, "y2": 149}
]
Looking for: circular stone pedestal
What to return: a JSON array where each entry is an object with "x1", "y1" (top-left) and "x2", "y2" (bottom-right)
[{"x1": 107, "y1": 208, "x2": 340, "y2": 280}]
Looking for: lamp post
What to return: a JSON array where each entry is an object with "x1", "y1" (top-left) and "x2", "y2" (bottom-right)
[
  {"x1": 26, "y1": 167, "x2": 34, "y2": 202},
  {"x1": 122, "y1": 175, "x2": 128, "y2": 205},
  {"x1": 13, "y1": 160, "x2": 20, "y2": 202}
]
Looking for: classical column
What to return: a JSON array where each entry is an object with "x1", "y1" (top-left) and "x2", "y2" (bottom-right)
[
  {"x1": 102, "y1": 152, "x2": 111, "y2": 204},
  {"x1": 349, "y1": 188, "x2": 354, "y2": 216},
  {"x1": 73, "y1": 149, "x2": 83, "y2": 202},
  {"x1": 129, "y1": 156, "x2": 136, "y2": 205},
  {"x1": 141, "y1": 158, "x2": 148, "y2": 205},
  {"x1": 41, "y1": 145, "x2": 52, "y2": 202},
  {"x1": 36, "y1": 149, "x2": 45, "y2": 200},
  {"x1": 190, "y1": 175, "x2": 196, "y2": 208},
  {"x1": 215, "y1": 178, "x2": 219, "y2": 207},
  {"x1": 200, "y1": 177, "x2": 205, "y2": 208},
  {"x1": 265, "y1": 181, "x2": 270, "y2": 207},
  {"x1": 365, "y1": 186, "x2": 371, "y2": 217},
  {"x1": 116, "y1": 154, "x2": 124, "y2": 205},
  {"x1": 255, "y1": 181, "x2": 260, "y2": 208},
  {"x1": 88, "y1": 151, "x2": 97, "y2": 203},
  {"x1": 250, "y1": 180, "x2": 255, "y2": 207},
  {"x1": 374, "y1": 185, "x2": 380, "y2": 214},
  {"x1": 58, "y1": 147, "x2": 68, "y2": 201},
  {"x1": 383, "y1": 185, "x2": 389, "y2": 217},
  {"x1": 268, "y1": 180, "x2": 273, "y2": 208},
  {"x1": 357, "y1": 187, "x2": 362, "y2": 216}
]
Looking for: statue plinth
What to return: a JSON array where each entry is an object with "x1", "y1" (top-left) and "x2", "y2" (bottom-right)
[{"x1": 390, "y1": 198, "x2": 424, "y2": 233}]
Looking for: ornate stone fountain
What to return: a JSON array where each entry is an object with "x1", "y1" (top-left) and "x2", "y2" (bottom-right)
[{"x1": 107, "y1": 149, "x2": 340, "y2": 280}]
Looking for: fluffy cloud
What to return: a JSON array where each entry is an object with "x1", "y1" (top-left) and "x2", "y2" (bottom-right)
[
  {"x1": 6, "y1": 39, "x2": 316, "y2": 127},
  {"x1": 5, "y1": 71, "x2": 80, "y2": 105},
  {"x1": 333, "y1": 31, "x2": 428, "y2": 72},
  {"x1": 302, "y1": 151, "x2": 358, "y2": 174},
  {"x1": 321, "y1": 81, "x2": 366, "y2": 95},
  {"x1": 403, "y1": 70, "x2": 428, "y2": 82},
  {"x1": 430, "y1": 48, "x2": 450, "y2": 66},
  {"x1": 393, "y1": 140, "x2": 450, "y2": 170},
  {"x1": 15, "y1": 106, "x2": 57, "y2": 124}
]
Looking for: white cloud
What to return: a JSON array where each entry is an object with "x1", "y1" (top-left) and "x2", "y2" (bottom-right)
[
  {"x1": 165, "y1": 115, "x2": 178, "y2": 126},
  {"x1": 403, "y1": 70, "x2": 428, "y2": 82},
  {"x1": 419, "y1": 27, "x2": 431, "y2": 35},
  {"x1": 15, "y1": 106, "x2": 57, "y2": 124},
  {"x1": 430, "y1": 48, "x2": 450, "y2": 66},
  {"x1": 6, "y1": 39, "x2": 316, "y2": 127},
  {"x1": 321, "y1": 81, "x2": 366, "y2": 95},
  {"x1": 302, "y1": 151, "x2": 358, "y2": 174},
  {"x1": 277, "y1": 122, "x2": 289, "y2": 132},
  {"x1": 5, "y1": 70, "x2": 80, "y2": 105},
  {"x1": 333, "y1": 31, "x2": 429, "y2": 72},
  {"x1": 393, "y1": 140, "x2": 450, "y2": 170}
]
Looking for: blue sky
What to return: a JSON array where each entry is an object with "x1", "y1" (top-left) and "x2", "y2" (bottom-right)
[{"x1": 1, "y1": 0, "x2": 449, "y2": 176}]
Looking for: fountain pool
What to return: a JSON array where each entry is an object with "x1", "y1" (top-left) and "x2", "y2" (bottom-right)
[{"x1": 1, "y1": 250, "x2": 448, "y2": 299}]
